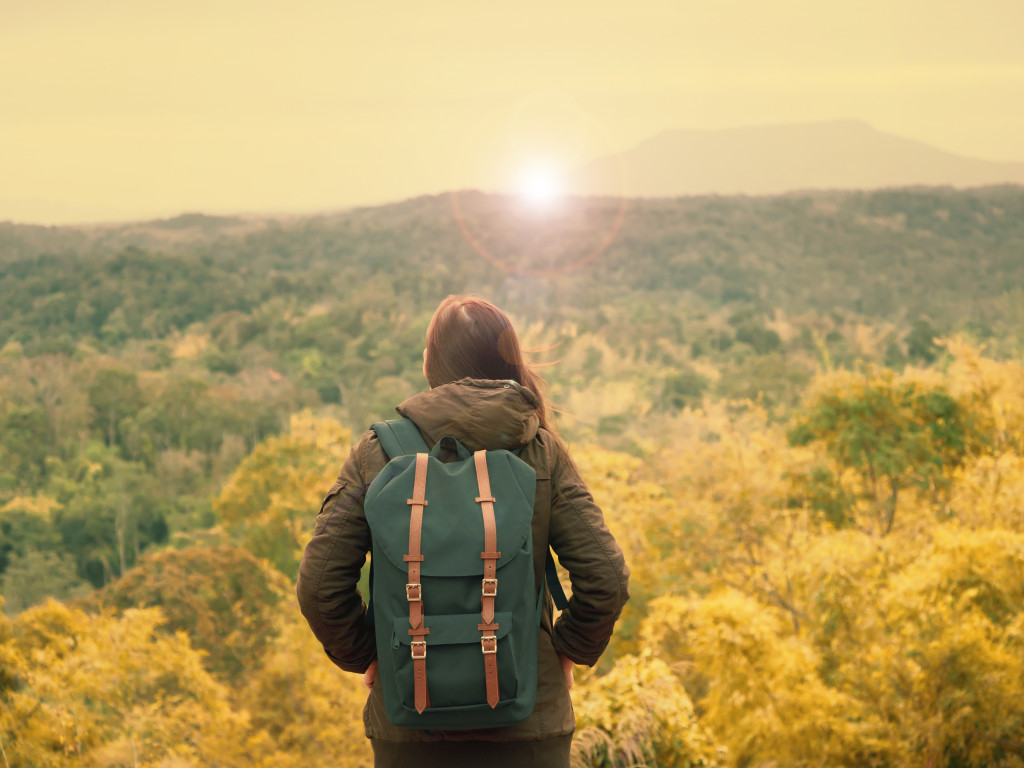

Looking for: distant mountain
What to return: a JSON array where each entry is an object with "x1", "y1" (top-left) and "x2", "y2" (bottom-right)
[{"x1": 569, "y1": 120, "x2": 1024, "y2": 197}]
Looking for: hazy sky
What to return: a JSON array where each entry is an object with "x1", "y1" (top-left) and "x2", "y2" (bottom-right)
[{"x1": 2, "y1": 0, "x2": 1023, "y2": 223}]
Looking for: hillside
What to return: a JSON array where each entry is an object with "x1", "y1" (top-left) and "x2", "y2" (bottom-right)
[
  {"x1": 3, "y1": 186, "x2": 1024, "y2": 344},
  {"x1": 571, "y1": 120, "x2": 1024, "y2": 197},
  {"x1": 5, "y1": 186, "x2": 1024, "y2": 766}
]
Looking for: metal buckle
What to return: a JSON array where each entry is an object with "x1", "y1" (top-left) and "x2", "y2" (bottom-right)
[
  {"x1": 405, "y1": 583, "x2": 421, "y2": 602},
  {"x1": 481, "y1": 636, "x2": 497, "y2": 655},
  {"x1": 411, "y1": 640, "x2": 427, "y2": 659},
  {"x1": 481, "y1": 578, "x2": 497, "y2": 598}
]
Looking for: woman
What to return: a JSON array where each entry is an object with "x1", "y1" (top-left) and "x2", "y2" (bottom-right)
[{"x1": 297, "y1": 295, "x2": 629, "y2": 767}]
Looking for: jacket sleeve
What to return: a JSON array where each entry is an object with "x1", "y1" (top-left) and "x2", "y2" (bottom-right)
[
  {"x1": 296, "y1": 432, "x2": 378, "y2": 673},
  {"x1": 547, "y1": 435, "x2": 630, "y2": 667}
]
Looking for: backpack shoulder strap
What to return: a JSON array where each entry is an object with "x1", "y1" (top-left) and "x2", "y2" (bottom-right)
[
  {"x1": 546, "y1": 550, "x2": 569, "y2": 611},
  {"x1": 371, "y1": 418, "x2": 430, "y2": 458}
]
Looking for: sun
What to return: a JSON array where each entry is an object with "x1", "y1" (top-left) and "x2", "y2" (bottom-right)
[{"x1": 518, "y1": 165, "x2": 564, "y2": 209}]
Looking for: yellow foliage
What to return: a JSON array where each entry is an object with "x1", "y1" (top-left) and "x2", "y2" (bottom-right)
[
  {"x1": 1, "y1": 494, "x2": 61, "y2": 520},
  {"x1": 571, "y1": 652, "x2": 724, "y2": 768},
  {"x1": 1, "y1": 601, "x2": 250, "y2": 767},
  {"x1": 851, "y1": 320, "x2": 895, "y2": 359},
  {"x1": 944, "y1": 337, "x2": 1024, "y2": 454},
  {"x1": 654, "y1": 403, "x2": 815, "y2": 618},
  {"x1": 12, "y1": 344, "x2": 1024, "y2": 767},
  {"x1": 286, "y1": 408, "x2": 352, "y2": 453},
  {"x1": 233, "y1": 608, "x2": 372, "y2": 768},
  {"x1": 564, "y1": 379, "x2": 652, "y2": 434},
  {"x1": 950, "y1": 452, "x2": 1024, "y2": 530},
  {"x1": 170, "y1": 331, "x2": 210, "y2": 360},
  {"x1": 214, "y1": 410, "x2": 351, "y2": 576},
  {"x1": 640, "y1": 592, "x2": 879, "y2": 767},
  {"x1": 573, "y1": 448, "x2": 667, "y2": 581},
  {"x1": 0, "y1": 598, "x2": 374, "y2": 767},
  {"x1": 626, "y1": 355, "x2": 1024, "y2": 764},
  {"x1": 87, "y1": 545, "x2": 293, "y2": 679}
]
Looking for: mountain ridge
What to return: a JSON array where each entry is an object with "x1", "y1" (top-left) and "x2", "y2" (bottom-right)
[{"x1": 570, "y1": 120, "x2": 1024, "y2": 197}]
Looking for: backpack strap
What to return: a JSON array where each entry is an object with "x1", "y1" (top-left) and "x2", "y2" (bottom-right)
[
  {"x1": 405, "y1": 452, "x2": 431, "y2": 714},
  {"x1": 365, "y1": 418, "x2": 429, "y2": 629},
  {"x1": 371, "y1": 418, "x2": 430, "y2": 458},
  {"x1": 546, "y1": 551, "x2": 569, "y2": 611},
  {"x1": 473, "y1": 450, "x2": 502, "y2": 709}
]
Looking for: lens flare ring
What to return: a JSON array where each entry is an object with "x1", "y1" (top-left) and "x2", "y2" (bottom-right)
[{"x1": 449, "y1": 190, "x2": 628, "y2": 278}]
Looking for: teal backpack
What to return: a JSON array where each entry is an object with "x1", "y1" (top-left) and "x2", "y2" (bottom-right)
[{"x1": 365, "y1": 418, "x2": 566, "y2": 730}]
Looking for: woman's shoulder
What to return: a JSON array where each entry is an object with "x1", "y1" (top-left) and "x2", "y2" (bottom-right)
[
  {"x1": 536, "y1": 426, "x2": 579, "y2": 458},
  {"x1": 521, "y1": 426, "x2": 580, "y2": 479},
  {"x1": 350, "y1": 427, "x2": 390, "y2": 482}
]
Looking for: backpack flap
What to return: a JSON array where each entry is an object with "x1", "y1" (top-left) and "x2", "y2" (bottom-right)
[{"x1": 365, "y1": 437, "x2": 536, "y2": 579}]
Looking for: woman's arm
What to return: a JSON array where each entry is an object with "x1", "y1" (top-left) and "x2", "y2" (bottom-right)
[
  {"x1": 296, "y1": 433, "x2": 378, "y2": 673},
  {"x1": 546, "y1": 436, "x2": 630, "y2": 666}
]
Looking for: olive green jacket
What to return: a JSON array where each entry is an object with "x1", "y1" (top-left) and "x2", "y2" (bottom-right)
[{"x1": 296, "y1": 378, "x2": 630, "y2": 742}]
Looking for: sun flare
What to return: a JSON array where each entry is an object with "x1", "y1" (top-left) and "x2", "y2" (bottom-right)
[{"x1": 518, "y1": 166, "x2": 564, "y2": 209}]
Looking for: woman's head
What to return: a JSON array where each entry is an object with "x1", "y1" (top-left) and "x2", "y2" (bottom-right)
[{"x1": 424, "y1": 295, "x2": 554, "y2": 429}]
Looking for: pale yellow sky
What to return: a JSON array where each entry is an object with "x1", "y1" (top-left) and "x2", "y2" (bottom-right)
[{"x1": 2, "y1": 0, "x2": 1023, "y2": 223}]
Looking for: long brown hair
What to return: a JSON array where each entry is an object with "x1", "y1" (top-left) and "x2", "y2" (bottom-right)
[{"x1": 424, "y1": 295, "x2": 555, "y2": 430}]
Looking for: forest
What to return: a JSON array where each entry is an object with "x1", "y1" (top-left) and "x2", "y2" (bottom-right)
[{"x1": 2, "y1": 185, "x2": 1024, "y2": 766}]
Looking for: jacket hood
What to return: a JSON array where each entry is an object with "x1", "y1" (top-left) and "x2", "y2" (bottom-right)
[{"x1": 396, "y1": 378, "x2": 541, "y2": 452}]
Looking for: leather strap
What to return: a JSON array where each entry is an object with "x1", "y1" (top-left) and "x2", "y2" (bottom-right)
[
  {"x1": 404, "y1": 452, "x2": 430, "y2": 713},
  {"x1": 474, "y1": 450, "x2": 501, "y2": 708}
]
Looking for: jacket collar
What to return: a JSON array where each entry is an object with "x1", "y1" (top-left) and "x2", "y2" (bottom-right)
[{"x1": 396, "y1": 378, "x2": 540, "y2": 452}]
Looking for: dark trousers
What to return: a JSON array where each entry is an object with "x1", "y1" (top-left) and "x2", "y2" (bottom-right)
[{"x1": 370, "y1": 734, "x2": 573, "y2": 768}]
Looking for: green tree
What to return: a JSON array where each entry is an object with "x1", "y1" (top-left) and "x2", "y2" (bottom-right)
[
  {"x1": 0, "y1": 495, "x2": 63, "y2": 573},
  {"x1": 52, "y1": 447, "x2": 169, "y2": 586},
  {"x1": 906, "y1": 318, "x2": 940, "y2": 363},
  {"x1": 0, "y1": 404, "x2": 49, "y2": 492},
  {"x1": 0, "y1": 550, "x2": 89, "y2": 615},
  {"x1": 87, "y1": 368, "x2": 143, "y2": 450},
  {"x1": 789, "y1": 368, "x2": 988, "y2": 533}
]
